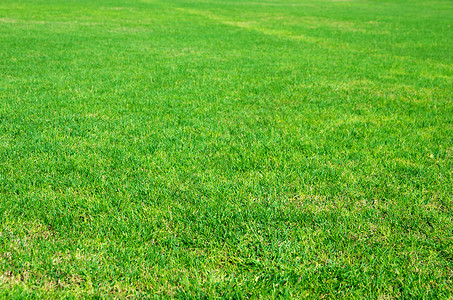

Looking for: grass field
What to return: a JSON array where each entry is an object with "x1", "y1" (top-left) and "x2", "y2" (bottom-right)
[{"x1": 0, "y1": 0, "x2": 452, "y2": 298}]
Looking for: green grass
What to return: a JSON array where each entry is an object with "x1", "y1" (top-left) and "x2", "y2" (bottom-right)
[{"x1": 0, "y1": 0, "x2": 452, "y2": 298}]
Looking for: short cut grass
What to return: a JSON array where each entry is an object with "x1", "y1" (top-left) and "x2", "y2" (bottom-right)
[{"x1": 0, "y1": 0, "x2": 452, "y2": 298}]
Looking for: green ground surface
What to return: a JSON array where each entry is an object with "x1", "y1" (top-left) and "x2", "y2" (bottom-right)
[{"x1": 0, "y1": 0, "x2": 452, "y2": 298}]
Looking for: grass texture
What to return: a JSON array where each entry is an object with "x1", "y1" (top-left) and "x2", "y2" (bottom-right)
[{"x1": 0, "y1": 0, "x2": 452, "y2": 298}]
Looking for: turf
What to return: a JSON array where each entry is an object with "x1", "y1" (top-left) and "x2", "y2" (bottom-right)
[{"x1": 0, "y1": 0, "x2": 452, "y2": 298}]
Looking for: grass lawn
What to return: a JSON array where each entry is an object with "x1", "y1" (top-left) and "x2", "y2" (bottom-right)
[{"x1": 0, "y1": 0, "x2": 452, "y2": 298}]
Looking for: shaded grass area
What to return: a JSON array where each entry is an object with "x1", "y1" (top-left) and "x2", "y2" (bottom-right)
[{"x1": 0, "y1": 0, "x2": 452, "y2": 297}]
